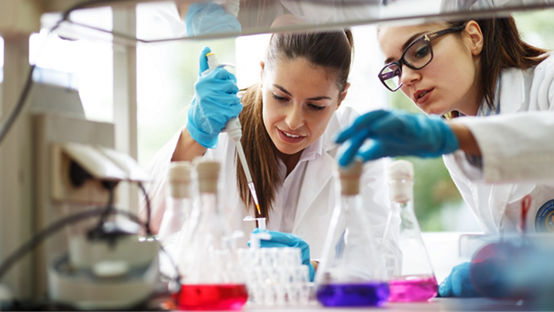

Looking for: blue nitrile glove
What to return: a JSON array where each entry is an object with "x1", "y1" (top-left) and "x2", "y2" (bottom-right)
[
  {"x1": 185, "y1": 1, "x2": 241, "y2": 37},
  {"x1": 252, "y1": 228, "x2": 315, "y2": 282},
  {"x1": 438, "y1": 262, "x2": 481, "y2": 297},
  {"x1": 335, "y1": 109, "x2": 459, "y2": 167},
  {"x1": 186, "y1": 47, "x2": 242, "y2": 149}
]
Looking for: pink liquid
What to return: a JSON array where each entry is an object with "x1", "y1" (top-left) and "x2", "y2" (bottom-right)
[
  {"x1": 174, "y1": 284, "x2": 248, "y2": 310},
  {"x1": 388, "y1": 275, "x2": 438, "y2": 302}
]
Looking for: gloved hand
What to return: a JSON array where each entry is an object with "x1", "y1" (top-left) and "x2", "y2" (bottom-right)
[
  {"x1": 252, "y1": 228, "x2": 315, "y2": 282},
  {"x1": 334, "y1": 109, "x2": 459, "y2": 167},
  {"x1": 438, "y1": 262, "x2": 481, "y2": 297},
  {"x1": 185, "y1": 1, "x2": 241, "y2": 37},
  {"x1": 187, "y1": 46, "x2": 242, "y2": 148}
]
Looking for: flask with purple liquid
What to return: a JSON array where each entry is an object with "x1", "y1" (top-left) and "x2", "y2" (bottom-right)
[
  {"x1": 385, "y1": 160, "x2": 438, "y2": 302},
  {"x1": 315, "y1": 160, "x2": 389, "y2": 307}
]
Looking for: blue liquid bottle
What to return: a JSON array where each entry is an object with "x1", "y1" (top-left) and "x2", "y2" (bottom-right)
[{"x1": 315, "y1": 160, "x2": 389, "y2": 307}]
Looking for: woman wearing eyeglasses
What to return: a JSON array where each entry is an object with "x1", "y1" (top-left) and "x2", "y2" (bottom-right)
[{"x1": 336, "y1": 17, "x2": 554, "y2": 297}]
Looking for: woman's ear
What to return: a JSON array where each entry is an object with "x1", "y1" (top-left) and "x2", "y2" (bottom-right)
[
  {"x1": 336, "y1": 82, "x2": 350, "y2": 109},
  {"x1": 260, "y1": 61, "x2": 265, "y2": 80},
  {"x1": 464, "y1": 20, "x2": 484, "y2": 56}
]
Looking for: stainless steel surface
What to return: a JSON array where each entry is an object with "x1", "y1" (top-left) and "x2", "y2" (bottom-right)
[{"x1": 45, "y1": 0, "x2": 554, "y2": 45}]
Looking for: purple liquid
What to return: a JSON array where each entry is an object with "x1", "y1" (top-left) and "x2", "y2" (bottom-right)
[
  {"x1": 388, "y1": 275, "x2": 438, "y2": 302},
  {"x1": 316, "y1": 282, "x2": 390, "y2": 307}
]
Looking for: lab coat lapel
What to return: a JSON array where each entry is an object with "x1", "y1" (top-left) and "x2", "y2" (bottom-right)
[{"x1": 292, "y1": 152, "x2": 336, "y2": 233}]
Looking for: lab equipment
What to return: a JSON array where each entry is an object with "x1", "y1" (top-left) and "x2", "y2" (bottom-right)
[
  {"x1": 186, "y1": 47, "x2": 242, "y2": 149},
  {"x1": 315, "y1": 160, "x2": 389, "y2": 307},
  {"x1": 158, "y1": 161, "x2": 193, "y2": 276},
  {"x1": 256, "y1": 229, "x2": 314, "y2": 282},
  {"x1": 386, "y1": 160, "x2": 438, "y2": 302},
  {"x1": 205, "y1": 50, "x2": 261, "y2": 216},
  {"x1": 174, "y1": 160, "x2": 248, "y2": 310},
  {"x1": 185, "y1": 1, "x2": 241, "y2": 37},
  {"x1": 158, "y1": 161, "x2": 193, "y2": 243},
  {"x1": 243, "y1": 216, "x2": 267, "y2": 230},
  {"x1": 334, "y1": 109, "x2": 459, "y2": 167},
  {"x1": 468, "y1": 195, "x2": 540, "y2": 300},
  {"x1": 238, "y1": 231, "x2": 310, "y2": 305}
]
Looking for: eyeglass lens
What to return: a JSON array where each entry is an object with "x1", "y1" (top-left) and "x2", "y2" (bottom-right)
[{"x1": 379, "y1": 38, "x2": 433, "y2": 91}]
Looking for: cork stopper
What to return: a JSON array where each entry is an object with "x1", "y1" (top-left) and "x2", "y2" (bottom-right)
[
  {"x1": 339, "y1": 160, "x2": 363, "y2": 195},
  {"x1": 195, "y1": 160, "x2": 221, "y2": 194},
  {"x1": 168, "y1": 161, "x2": 192, "y2": 198},
  {"x1": 387, "y1": 160, "x2": 414, "y2": 204}
]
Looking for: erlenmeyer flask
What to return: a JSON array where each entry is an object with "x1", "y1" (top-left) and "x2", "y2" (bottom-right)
[
  {"x1": 315, "y1": 160, "x2": 389, "y2": 307},
  {"x1": 175, "y1": 160, "x2": 248, "y2": 310},
  {"x1": 158, "y1": 161, "x2": 192, "y2": 244},
  {"x1": 386, "y1": 159, "x2": 438, "y2": 302},
  {"x1": 158, "y1": 161, "x2": 193, "y2": 276}
]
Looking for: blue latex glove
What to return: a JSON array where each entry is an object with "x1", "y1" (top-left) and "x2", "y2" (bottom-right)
[
  {"x1": 438, "y1": 262, "x2": 481, "y2": 297},
  {"x1": 335, "y1": 109, "x2": 459, "y2": 167},
  {"x1": 187, "y1": 47, "x2": 242, "y2": 148},
  {"x1": 252, "y1": 228, "x2": 315, "y2": 282},
  {"x1": 185, "y1": 1, "x2": 241, "y2": 37}
]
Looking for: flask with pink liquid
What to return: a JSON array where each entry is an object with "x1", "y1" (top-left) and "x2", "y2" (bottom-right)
[{"x1": 386, "y1": 160, "x2": 438, "y2": 302}]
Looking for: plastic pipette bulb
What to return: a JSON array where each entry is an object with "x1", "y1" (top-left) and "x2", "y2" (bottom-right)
[{"x1": 206, "y1": 52, "x2": 262, "y2": 216}]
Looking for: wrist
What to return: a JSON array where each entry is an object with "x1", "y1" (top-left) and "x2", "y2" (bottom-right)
[
  {"x1": 446, "y1": 121, "x2": 481, "y2": 156},
  {"x1": 172, "y1": 127, "x2": 207, "y2": 161}
]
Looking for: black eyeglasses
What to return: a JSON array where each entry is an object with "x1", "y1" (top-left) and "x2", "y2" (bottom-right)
[{"x1": 378, "y1": 24, "x2": 466, "y2": 92}]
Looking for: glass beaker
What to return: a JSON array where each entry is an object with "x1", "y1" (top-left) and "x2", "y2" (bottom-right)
[
  {"x1": 386, "y1": 159, "x2": 438, "y2": 302},
  {"x1": 175, "y1": 160, "x2": 248, "y2": 310},
  {"x1": 315, "y1": 160, "x2": 390, "y2": 307}
]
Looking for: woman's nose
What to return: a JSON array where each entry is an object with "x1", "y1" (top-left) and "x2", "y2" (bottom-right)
[
  {"x1": 285, "y1": 104, "x2": 304, "y2": 130},
  {"x1": 399, "y1": 64, "x2": 421, "y2": 86}
]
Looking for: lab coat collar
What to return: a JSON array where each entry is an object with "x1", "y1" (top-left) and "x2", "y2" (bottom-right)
[{"x1": 476, "y1": 66, "x2": 526, "y2": 116}]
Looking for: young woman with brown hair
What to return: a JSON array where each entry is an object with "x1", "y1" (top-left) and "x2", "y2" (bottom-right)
[
  {"x1": 146, "y1": 30, "x2": 396, "y2": 281},
  {"x1": 336, "y1": 16, "x2": 553, "y2": 296}
]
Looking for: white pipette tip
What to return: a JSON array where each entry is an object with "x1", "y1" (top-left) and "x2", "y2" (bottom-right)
[{"x1": 243, "y1": 216, "x2": 266, "y2": 230}]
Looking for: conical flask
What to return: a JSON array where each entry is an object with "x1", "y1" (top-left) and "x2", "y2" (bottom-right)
[
  {"x1": 315, "y1": 160, "x2": 389, "y2": 307},
  {"x1": 158, "y1": 161, "x2": 193, "y2": 276},
  {"x1": 386, "y1": 159, "x2": 438, "y2": 302},
  {"x1": 175, "y1": 160, "x2": 248, "y2": 310},
  {"x1": 159, "y1": 161, "x2": 193, "y2": 244}
]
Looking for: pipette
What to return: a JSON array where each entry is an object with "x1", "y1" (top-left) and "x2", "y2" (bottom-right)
[{"x1": 205, "y1": 52, "x2": 262, "y2": 216}]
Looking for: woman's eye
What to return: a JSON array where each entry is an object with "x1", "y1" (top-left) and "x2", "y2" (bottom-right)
[
  {"x1": 414, "y1": 44, "x2": 430, "y2": 59},
  {"x1": 272, "y1": 94, "x2": 288, "y2": 101},
  {"x1": 308, "y1": 103, "x2": 325, "y2": 111}
]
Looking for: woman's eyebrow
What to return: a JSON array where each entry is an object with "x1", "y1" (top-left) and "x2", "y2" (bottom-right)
[
  {"x1": 274, "y1": 84, "x2": 331, "y2": 101},
  {"x1": 384, "y1": 31, "x2": 426, "y2": 64}
]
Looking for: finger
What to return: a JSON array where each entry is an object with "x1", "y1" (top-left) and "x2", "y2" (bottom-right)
[
  {"x1": 259, "y1": 241, "x2": 288, "y2": 248},
  {"x1": 358, "y1": 141, "x2": 389, "y2": 161},
  {"x1": 335, "y1": 109, "x2": 390, "y2": 143},
  {"x1": 198, "y1": 46, "x2": 212, "y2": 75},
  {"x1": 337, "y1": 130, "x2": 369, "y2": 167}
]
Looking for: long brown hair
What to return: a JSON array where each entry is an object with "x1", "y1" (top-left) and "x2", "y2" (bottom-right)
[
  {"x1": 449, "y1": 17, "x2": 548, "y2": 113},
  {"x1": 236, "y1": 30, "x2": 354, "y2": 219}
]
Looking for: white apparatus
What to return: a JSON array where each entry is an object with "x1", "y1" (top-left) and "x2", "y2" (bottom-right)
[
  {"x1": 158, "y1": 161, "x2": 193, "y2": 276},
  {"x1": 205, "y1": 52, "x2": 261, "y2": 216},
  {"x1": 386, "y1": 159, "x2": 438, "y2": 302}
]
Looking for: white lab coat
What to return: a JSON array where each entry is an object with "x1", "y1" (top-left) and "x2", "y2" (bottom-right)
[
  {"x1": 143, "y1": 106, "x2": 396, "y2": 261},
  {"x1": 443, "y1": 54, "x2": 554, "y2": 233}
]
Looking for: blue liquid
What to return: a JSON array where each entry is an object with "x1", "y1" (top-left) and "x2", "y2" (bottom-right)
[{"x1": 316, "y1": 282, "x2": 390, "y2": 307}]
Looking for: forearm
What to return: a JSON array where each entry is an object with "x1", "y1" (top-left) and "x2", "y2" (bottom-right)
[
  {"x1": 171, "y1": 127, "x2": 207, "y2": 161},
  {"x1": 446, "y1": 121, "x2": 481, "y2": 157}
]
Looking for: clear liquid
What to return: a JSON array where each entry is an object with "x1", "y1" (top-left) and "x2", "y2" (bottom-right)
[
  {"x1": 316, "y1": 282, "x2": 390, "y2": 307},
  {"x1": 174, "y1": 284, "x2": 248, "y2": 310},
  {"x1": 388, "y1": 275, "x2": 438, "y2": 302}
]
